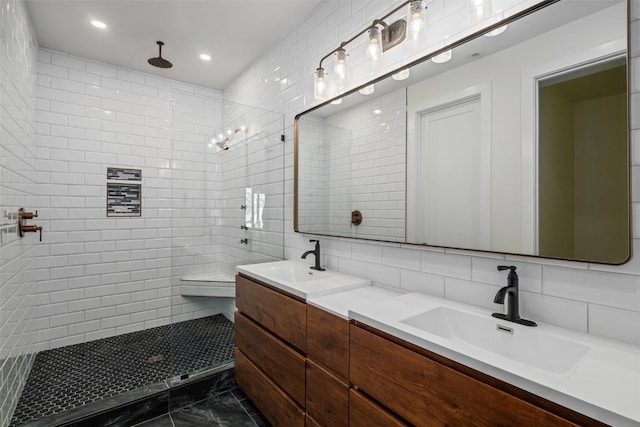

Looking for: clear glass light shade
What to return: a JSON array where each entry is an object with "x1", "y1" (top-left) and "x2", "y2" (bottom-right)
[
  {"x1": 407, "y1": 1, "x2": 426, "y2": 47},
  {"x1": 469, "y1": 0, "x2": 492, "y2": 22},
  {"x1": 432, "y1": 49, "x2": 452, "y2": 64},
  {"x1": 314, "y1": 68, "x2": 327, "y2": 100},
  {"x1": 359, "y1": 84, "x2": 375, "y2": 95},
  {"x1": 365, "y1": 27, "x2": 383, "y2": 71},
  {"x1": 392, "y1": 69, "x2": 410, "y2": 80},
  {"x1": 334, "y1": 49, "x2": 348, "y2": 92}
]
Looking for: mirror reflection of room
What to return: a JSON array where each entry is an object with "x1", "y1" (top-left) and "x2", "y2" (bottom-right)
[{"x1": 295, "y1": 0, "x2": 629, "y2": 264}]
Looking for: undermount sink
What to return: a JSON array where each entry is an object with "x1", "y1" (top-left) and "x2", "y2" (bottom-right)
[
  {"x1": 236, "y1": 260, "x2": 370, "y2": 299},
  {"x1": 400, "y1": 306, "x2": 591, "y2": 375}
]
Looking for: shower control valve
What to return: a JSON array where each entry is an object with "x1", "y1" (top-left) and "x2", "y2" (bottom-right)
[
  {"x1": 240, "y1": 239, "x2": 248, "y2": 244},
  {"x1": 240, "y1": 225, "x2": 248, "y2": 230},
  {"x1": 240, "y1": 205, "x2": 247, "y2": 210}
]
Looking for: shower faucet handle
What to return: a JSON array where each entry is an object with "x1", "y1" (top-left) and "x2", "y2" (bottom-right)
[
  {"x1": 240, "y1": 225, "x2": 248, "y2": 230},
  {"x1": 240, "y1": 238, "x2": 248, "y2": 244},
  {"x1": 21, "y1": 210, "x2": 38, "y2": 219}
]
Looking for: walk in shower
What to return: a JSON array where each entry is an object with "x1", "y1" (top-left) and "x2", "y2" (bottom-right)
[{"x1": 7, "y1": 91, "x2": 284, "y2": 426}]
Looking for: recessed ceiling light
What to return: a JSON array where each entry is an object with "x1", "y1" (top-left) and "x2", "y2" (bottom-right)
[
  {"x1": 91, "y1": 20, "x2": 107, "y2": 29},
  {"x1": 200, "y1": 54, "x2": 212, "y2": 61}
]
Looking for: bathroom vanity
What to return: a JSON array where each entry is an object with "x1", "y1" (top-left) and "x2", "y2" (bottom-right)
[{"x1": 234, "y1": 260, "x2": 640, "y2": 427}]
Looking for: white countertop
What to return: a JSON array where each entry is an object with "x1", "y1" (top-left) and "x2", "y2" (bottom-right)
[
  {"x1": 349, "y1": 292, "x2": 640, "y2": 427},
  {"x1": 236, "y1": 259, "x2": 371, "y2": 299},
  {"x1": 308, "y1": 286, "x2": 405, "y2": 320},
  {"x1": 235, "y1": 260, "x2": 640, "y2": 425}
]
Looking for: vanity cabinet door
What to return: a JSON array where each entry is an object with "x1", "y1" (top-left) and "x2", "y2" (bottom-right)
[
  {"x1": 235, "y1": 312, "x2": 306, "y2": 406},
  {"x1": 350, "y1": 324, "x2": 579, "y2": 427},
  {"x1": 349, "y1": 389, "x2": 407, "y2": 427},
  {"x1": 236, "y1": 274, "x2": 307, "y2": 352},
  {"x1": 306, "y1": 305, "x2": 349, "y2": 382},
  {"x1": 235, "y1": 348, "x2": 305, "y2": 427},
  {"x1": 306, "y1": 359, "x2": 348, "y2": 427}
]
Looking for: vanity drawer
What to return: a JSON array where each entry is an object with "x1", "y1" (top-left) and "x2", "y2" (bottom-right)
[
  {"x1": 236, "y1": 274, "x2": 307, "y2": 352},
  {"x1": 235, "y1": 312, "x2": 305, "y2": 407},
  {"x1": 306, "y1": 304, "x2": 349, "y2": 382},
  {"x1": 235, "y1": 348, "x2": 305, "y2": 427},
  {"x1": 349, "y1": 389, "x2": 407, "y2": 427},
  {"x1": 350, "y1": 324, "x2": 579, "y2": 427},
  {"x1": 306, "y1": 359, "x2": 348, "y2": 427}
]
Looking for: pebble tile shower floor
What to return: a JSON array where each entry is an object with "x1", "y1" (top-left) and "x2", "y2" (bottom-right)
[{"x1": 10, "y1": 314, "x2": 234, "y2": 426}]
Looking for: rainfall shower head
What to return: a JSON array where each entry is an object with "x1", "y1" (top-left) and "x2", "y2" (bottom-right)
[{"x1": 148, "y1": 41, "x2": 173, "y2": 69}]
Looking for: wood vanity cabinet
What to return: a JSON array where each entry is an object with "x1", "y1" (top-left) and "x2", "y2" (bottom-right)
[
  {"x1": 234, "y1": 274, "x2": 306, "y2": 427},
  {"x1": 349, "y1": 322, "x2": 607, "y2": 427},
  {"x1": 306, "y1": 305, "x2": 350, "y2": 427}
]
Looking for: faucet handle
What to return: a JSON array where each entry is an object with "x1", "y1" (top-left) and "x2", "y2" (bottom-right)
[{"x1": 497, "y1": 265, "x2": 516, "y2": 272}]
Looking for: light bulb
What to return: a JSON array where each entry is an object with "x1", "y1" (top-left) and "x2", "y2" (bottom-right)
[
  {"x1": 91, "y1": 20, "x2": 107, "y2": 29},
  {"x1": 359, "y1": 84, "x2": 375, "y2": 95},
  {"x1": 334, "y1": 48, "x2": 348, "y2": 92},
  {"x1": 314, "y1": 68, "x2": 327, "y2": 101},
  {"x1": 432, "y1": 49, "x2": 452, "y2": 64},
  {"x1": 470, "y1": 0, "x2": 492, "y2": 22},
  {"x1": 365, "y1": 27, "x2": 383, "y2": 71},
  {"x1": 392, "y1": 69, "x2": 410, "y2": 81},
  {"x1": 407, "y1": 1, "x2": 426, "y2": 48},
  {"x1": 330, "y1": 98, "x2": 343, "y2": 105}
]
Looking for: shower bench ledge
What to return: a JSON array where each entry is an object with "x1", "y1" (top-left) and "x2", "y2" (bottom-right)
[{"x1": 180, "y1": 273, "x2": 235, "y2": 298}]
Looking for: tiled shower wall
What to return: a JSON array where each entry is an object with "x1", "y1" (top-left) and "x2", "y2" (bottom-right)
[
  {"x1": 224, "y1": 0, "x2": 640, "y2": 347},
  {"x1": 0, "y1": 0, "x2": 39, "y2": 424},
  {"x1": 33, "y1": 50, "x2": 229, "y2": 351}
]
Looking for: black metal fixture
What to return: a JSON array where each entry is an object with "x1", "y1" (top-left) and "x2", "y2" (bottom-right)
[
  {"x1": 314, "y1": 0, "x2": 427, "y2": 100},
  {"x1": 301, "y1": 239, "x2": 325, "y2": 271},
  {"x1": 492, "y1": 266, "x2": 536, "y2": 327},
  {"x1": 148, "y1": 41, "x2": 173, "y2": 69}
]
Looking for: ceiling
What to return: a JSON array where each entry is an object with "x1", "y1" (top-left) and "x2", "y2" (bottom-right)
[{"x1": 25, "y1": 0, "x2": 322, "y2": 90}]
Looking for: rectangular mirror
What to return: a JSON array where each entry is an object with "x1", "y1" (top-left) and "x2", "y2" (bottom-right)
[{"x1": 295, "y1": 0, "x2": 629, "y2": 264}]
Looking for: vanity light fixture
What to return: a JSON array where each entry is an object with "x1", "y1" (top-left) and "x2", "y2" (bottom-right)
[
  {"x1": 91, "y1": 20, "x2": 107, "y2": 29},
  {"x1": 407, "y1": 1, "x2": 427, "y2": 48},
  {"x1": 314, "y1": 0, "x2": 425, "y2": 102},
  {"x1": 334, "y1": 48, "x2": 348, "y2": 92},
  {"x1": 365, "y1": 26, "x2": 384, "y2": 68},
  {"x1": 314, "y1": 67, "x2": 327, "y2": 100}
]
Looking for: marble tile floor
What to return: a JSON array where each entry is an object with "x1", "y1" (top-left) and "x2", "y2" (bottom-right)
[{"x1": 133, "y1": 388, "x2": 269, "y2": 427}]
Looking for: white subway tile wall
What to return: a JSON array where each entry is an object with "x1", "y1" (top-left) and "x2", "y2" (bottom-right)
[
  {"x1": 34, "y1": 50, "x2": 233, "y2": 352},
  {"x1": 1, "y1": 2, "x2": 639, "y2": 424},
  {"x1": 224, "y1": 0, "x2": 640, "y2": 346},
  {"x1": 0, "y1": 0, "x2": 39, "y2": 424}
]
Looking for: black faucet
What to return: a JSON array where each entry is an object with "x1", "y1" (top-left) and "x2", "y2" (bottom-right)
[
  {"x1": 301, "y1": 239, "x2": 325, "y2": 271},
  {"x1": 492, "y1": 266, "x2": 536, "y2": 327}
]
